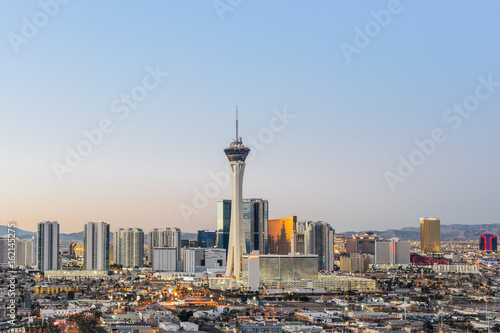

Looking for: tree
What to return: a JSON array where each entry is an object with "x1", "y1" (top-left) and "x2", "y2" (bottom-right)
[
  {"x1": 423, "y1": 321, "x2": 433, "y2": 333},
  {"x1": 178, "y1": 310, "x2": 194, "y2": 321}
]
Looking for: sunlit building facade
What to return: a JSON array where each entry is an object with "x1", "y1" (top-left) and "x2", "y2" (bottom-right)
[
  {"x1": 346, "y1": 233, "x2": 379, "y2": 255},
  {"x1": 69, "y1": 242, "x2": 77, "y2": 257},
  {"x1": 420, "y1": 217, "x2": 441, "y2": 254},
  {"x1": 339, "y1": 253, "x2": 370, "y2": 273},
  {"x1": 74, "y1": 242, "x2": 84, "y2": 261},
  {"x1": 268, "y1": 216, "x2": 297, "y2": 255}
]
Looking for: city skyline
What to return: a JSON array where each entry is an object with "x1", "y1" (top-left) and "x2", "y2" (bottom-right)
[{"x1": 2, "y1": 2, "x2": 500, "y2": 233}]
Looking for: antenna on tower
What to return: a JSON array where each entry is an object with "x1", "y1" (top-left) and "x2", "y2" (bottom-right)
[{"x1": 236, "y1": 105, "x2": 239, "y2": 140}]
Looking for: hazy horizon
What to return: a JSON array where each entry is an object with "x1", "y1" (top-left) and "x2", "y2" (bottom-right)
[
  {"x1": 2, "y1": 1, "x2": 500, "y2": 233},
  {"x1": 5, "y1": 220, "x2": 500, "y2": 236}
]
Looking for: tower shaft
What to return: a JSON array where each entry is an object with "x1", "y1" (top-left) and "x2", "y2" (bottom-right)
[{"x1": 225, "y1": 160, "x2": 246, "y2": 278}]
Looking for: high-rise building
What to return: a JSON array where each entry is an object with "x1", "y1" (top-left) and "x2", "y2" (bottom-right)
[
  {"x1": 243, "y1": 198, "x2": 269, "y2": 255},
  {"x1": 334, "y1": 235, "x2": 346, "y2": 253},
  {"x1": 37, "y1": 221, "x2": 60, "y2": 272},
  {"x1": 268, "y1": 216, "x2": 297, "y2": 255},
  {"x1": 216, "y1": 199, "x2": 231, "y2": 252},
  {"x1": 420, "y1": 218, "x2": 441, "y2": 254},
  {"x1": 224, "y1": 109, "x2": 251, "y2": 279},
  {"x1": 304, "y1": 221, "x2": 335, "y2": 271},
  {"x1": 375, "y1": 238, "x2": 410, "y2": 265},
  {"x1": 153, "y1": 247, "x2": 177, "y2": 272},
  {"x1": 296, "y1": 221, "x2": 309, "y2": 233},
  {"x1": 16, "y1": 238, "x2": 34, "y2": 268},
  {"x1": 479, "y1": 233, "x2": 498, "y2": 252},
  {"x1": 84, "y1": 221, "x2": 110, "y2": 271},
  {"x1": 109, "y1": 244, "x2": 114, "y2": 266},
  {"x1": 148, "y1": 227, "x2": 182, "y2": 263},
  {"x1": 0, "y1": 237, "x2": 34, "y2": 268},
  {"x1": 242, "y1": 253, "x2": 319, "y2": 285},
  {"x1": 182, "y1": 247, "x2": 226, "y2": 273},
  {"x1": 339, "y1": 253, "x2": 370, "y2": 273},
  {"x1": 291, "y1": 231, "x2": 305, "y2": 254},
  {"x1": 183, "y1": 248, "x2": 205, "y2": 273},
  {"x1": 197, "y1": 230, "x2": 217, "y2": 248},
  {"x1": 345, "y1": 233, "x2": 379, "y2": 255},
  {"x1": 114, "y1": 228, "x2": 144, "y2": 268},
  {"x1": 217, "y1": 199, "x2": 269, "y2": 255},
  {"x1": 204, "y1": 248, "x2": 226, "y2": 267},
  {"x1": 0, "y1": 237, "x2": 9, "y2": 266}
]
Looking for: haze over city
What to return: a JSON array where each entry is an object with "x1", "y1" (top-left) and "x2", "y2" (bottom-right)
[{"x1": 2, "y1": 1, "x2": 500, "y2": 233}]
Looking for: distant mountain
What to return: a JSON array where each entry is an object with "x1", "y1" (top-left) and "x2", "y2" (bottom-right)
[
  {"x1": 0, "y1": 226, "x2": 36, "y2": 239},
  {"x1": 343, "y1": 223, "x2": 500, "y2": 241},
  {"x1": 0, "y1": 226, "x2": 85, "y2": 243},
  {"x1": 182, "y1": 232, "x2": 197, "y2": 240},
  {"x1": 3, "y1": 223, "x2": 496, "y2": 243},
  {"x1": 0, "y1": 226, "x2": 198, "y2": 244},
  {"x1": 60, "y1": 232, "x2": 85, "y2": 243}
]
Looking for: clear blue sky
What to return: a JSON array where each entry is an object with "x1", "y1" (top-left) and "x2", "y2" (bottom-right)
[{"x1": 1, "y1": 1, "x2": 500, "y2": 233}]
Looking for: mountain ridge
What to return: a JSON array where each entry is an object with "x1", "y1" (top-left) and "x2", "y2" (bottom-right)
[{"x1": 342, "y1": 223, "x2": 500, "y2": 241}]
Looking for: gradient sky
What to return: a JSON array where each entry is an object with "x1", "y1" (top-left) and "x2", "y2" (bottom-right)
[{"x1": 1, "y1": 1, "x2": 500, "y2": 234}]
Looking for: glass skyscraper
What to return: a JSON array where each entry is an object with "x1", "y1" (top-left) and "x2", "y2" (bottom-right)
[
  {"x1": 197, "y1": 230, "x2": 217, "y2": 248},
  {"x1": 217, "y1": 199, "x2": 231, "y2": 252},
  {"x1": 217, "y1": 198, "x2": 268, "y2": 255}
]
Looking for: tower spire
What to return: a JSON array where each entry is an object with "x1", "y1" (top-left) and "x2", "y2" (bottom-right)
[{"x1": 236, "y1": 105, "x2": 239, "y2": 140}]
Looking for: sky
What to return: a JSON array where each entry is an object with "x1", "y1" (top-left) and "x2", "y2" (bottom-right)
[{"x1": 1, "y1": 1, "x2": 500, "y2": 234}]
